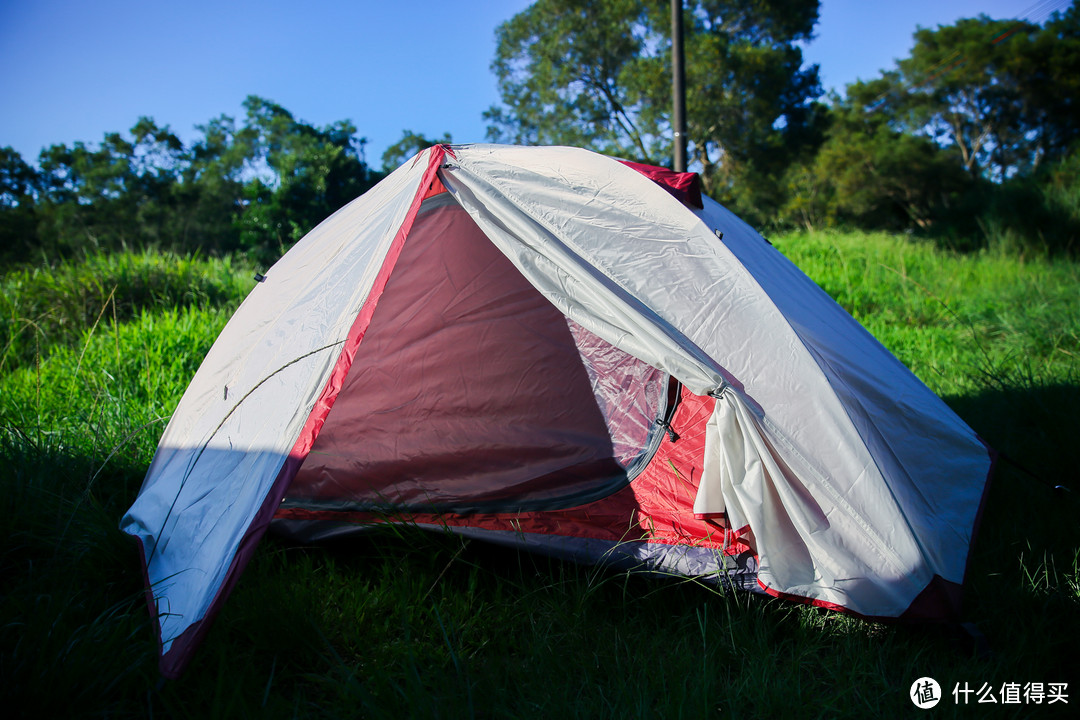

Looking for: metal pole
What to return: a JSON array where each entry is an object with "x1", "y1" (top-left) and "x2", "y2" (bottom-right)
[{"x1": 671, "y1": 0, "x2": 687, "y2": 172}]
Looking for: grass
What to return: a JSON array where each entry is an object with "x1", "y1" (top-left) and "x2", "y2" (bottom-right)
[
  {"x1": 0, "y1": 250, "x2": 255, "y2": 374},
  {"x1": 1, "y1": 237, "x2": 1078, "y2": 718},
  {"x1": 772, "y1": 231, "x2": 1080, "y2": 395}
]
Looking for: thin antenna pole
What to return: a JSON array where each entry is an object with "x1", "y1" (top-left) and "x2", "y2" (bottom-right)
[{"x1": 671, "y1": 0, "x2": 687, "y2": 172}]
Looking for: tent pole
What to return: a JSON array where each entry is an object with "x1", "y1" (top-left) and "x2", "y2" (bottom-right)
[{"x1": 671, "y1": 0, "x2": 687, "y2": 173}]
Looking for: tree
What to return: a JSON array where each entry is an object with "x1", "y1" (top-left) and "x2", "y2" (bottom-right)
[
  {"x1": 486, "y1": 0, "x2": 653, "y2": 157},
  {"x1": 781, "y1": 88, "x2": 969, "y2": 232},
  {"x1": 32, "y1": 119, "x2": 187, "y2": 255},
  {"x1": 649, "y1": 0, "x2": 825, "y2": 195},
  {"x1": 381, "y1": 130, "x2": 453, "y2": 172},
  {"x1": 127, "y1": 118, "x2": 185, "y2": 247},
  {"x1": 0, "y1": 147, "x2": 39, "y2": 263},
  {"x1": 5, "y1": 98, "x2": 384, "y2": 264},
  {"x1": 177, "y1": 114, "x2": 257, "y2": 254},
  {"x1": 1014, "y1": 3, "x2": 1080, "y2": 170},
  {"x1": 486, "y1": 0, "x2": 825, "y2": 223},
  {"x1": 36, "y1": 137, "x2": 133, "y2": 254},
  {"x1": 237, "y1": 96, "x2": 378, "y2": 262},
  {"x1": 859, "y1": 7, "x2": 1080, "y2": 182},
  {"x1": 786, "y1": 4, "x2": 1080, "y2": 250}
]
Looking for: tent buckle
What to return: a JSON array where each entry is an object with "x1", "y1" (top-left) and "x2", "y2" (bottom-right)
[{"x1": 708, "y1": 381, "x2": 730, "y2": 399}]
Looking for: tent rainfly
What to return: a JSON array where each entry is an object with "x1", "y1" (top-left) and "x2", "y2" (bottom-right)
[{"x1": 122, "y1": 144, "x2": 995, "y2": 677}]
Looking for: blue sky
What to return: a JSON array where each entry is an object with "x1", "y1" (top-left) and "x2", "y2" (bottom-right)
[{"x1": 0, "y1": 0, "x2": 1069, "y2": 168}]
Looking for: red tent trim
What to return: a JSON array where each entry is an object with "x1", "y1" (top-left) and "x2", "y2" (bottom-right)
[
  {"x1": 154, "y1": 146, "x2": 450, "y2": 678},
  {"x1": 619, "y1": 160, "x2": 703, "y2": 209}
]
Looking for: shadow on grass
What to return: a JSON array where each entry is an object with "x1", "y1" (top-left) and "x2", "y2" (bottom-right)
[
  {"x1": 0, "y1": 431, "x2": 159, "y2": 717},
  {"x1": 946, "y1": 379, "x2": 1080, "y2": 485},
  {"x1": 943, "y1": 379, "x2": 1080, "y2": 696},
  {"x1": 5, "y1": 376, "x2": 1079, "y2": 719}
]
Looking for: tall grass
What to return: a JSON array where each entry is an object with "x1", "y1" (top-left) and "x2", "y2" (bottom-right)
[
  {"x1": 0, "y1": 250, "x2": 255, "y2": 373},
  {"x1": 1, "y1": 294, "x2": 239, "y2": 716},
  {"x1": 1, "y1": 240, "x2": 1078, "y2": 718},
  {"x1": 772, "y1": 231, "x2": 1080, "y2": 395}
]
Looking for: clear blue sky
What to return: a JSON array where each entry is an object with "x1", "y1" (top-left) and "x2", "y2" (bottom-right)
[{"x1": 0, "y1": 0, "x2": 1069, "y2": 168}]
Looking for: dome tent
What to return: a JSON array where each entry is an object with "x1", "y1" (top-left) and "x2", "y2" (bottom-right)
[{"x1": 121, "y1": 144, "x2": 995, "y2": 678}]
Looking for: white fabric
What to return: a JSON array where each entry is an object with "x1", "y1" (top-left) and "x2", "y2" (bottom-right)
[
  {"x1": 701, "y1": 391, "x2": 925, "y2": 613},
  {"x1": 120, "y1": 149, "x2": 436, "y2": 653},
  {"x1": 693, "y1": 197, "x2": 989, "y2": 606},
  {"x1": 443, "y1": 145, "x2": 729, "y2": 393}
]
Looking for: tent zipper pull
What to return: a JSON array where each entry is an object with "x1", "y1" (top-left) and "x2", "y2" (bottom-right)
[{"x1": 656, "y1": 418, "x2": 679, "y2": 443}]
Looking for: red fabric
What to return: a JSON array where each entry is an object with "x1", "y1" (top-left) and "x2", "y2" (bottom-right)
[
  {"x1": 422, "y1": 174, "x2": 447, "y2": 200},
  {"x1": 629, "y1": 389, "x2": 729, "y2": 548},
  {"x1": 756, "y1": 574, "x2": 965, "y2": 623},
  {"x1": 755, "y1": 580, "x2": 857, "y2": 616},
  {"x1": 277, "y1": 386, "x2": 752, "y2": 557},
  {"x1": 899, "y1": 575, "x2": 966, "y2": 622},
  {"x1": 287, "y1": 146, "x2": 449, "y2": 470},
  {"x1": 620, "y1": 160, "x2": 703, "y2": 209},
  {"x1": 287, "y1": 199, "x2": 621, "y2": 510}
]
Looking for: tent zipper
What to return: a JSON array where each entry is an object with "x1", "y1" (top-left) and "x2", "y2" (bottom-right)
[
  {"x1": 628, "y1": 376, "x2": 683, "y2": 484},
  {"x1": 660, "y1": 376, "x2": 682, "y2": 441}
]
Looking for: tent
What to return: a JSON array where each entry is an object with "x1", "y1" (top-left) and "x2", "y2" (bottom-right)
[{"x1": 122, "y1": 144, "x2": 995, "y2": 678}]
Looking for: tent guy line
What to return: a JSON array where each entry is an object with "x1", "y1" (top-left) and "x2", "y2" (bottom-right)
[{"x1": 144, "y1": 338, "x2": 347, "y2": 567}]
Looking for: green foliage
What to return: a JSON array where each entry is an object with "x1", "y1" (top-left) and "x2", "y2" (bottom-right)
[
  {"x1": 486, "y1": 0, "x2": 826, "y2": 224},
  {"x1": 486, "y1": 0, "x2": 655, "y2": 156},
  {"x1": 381, "y1": 129, "x2": 454, "y2": 172},
  {"x1": 9, "y1": 96, "x2": 380, "y2": 267},
  {"x1": 943, "y1": 163, "x2": 1080, "y2": 256},
  {"x1": 0, "y1": 257, "x2": 244, "y2": 713},
  {"x1": 775, "y1": 3, "x2": 1080, "y2": 254},
  {"x1": 177, "y1": 114, "x2": 258, "y2": 255},
  {"x1": 1, "y1": 243, "x2": 1078, "y2": 717},
  {"x1": 0, "y1": 250, "x2": 255, "y2": 374},
  {"x1": 236, "y1": 98, "x2": 380, "y2": 265},
  {"x1": 0, "y1": 299, "x2": 237, "y2": 716},
  {"x1": 0, "y1": 146, "x2": 40, "y2": 264},
  {"x1": 488, "y1": 1, "x2": 1078, "y2": 254},
  {"x1": 780, "y1": 91, "x2": 970, "y2": 232},
  {"x1": 33, "y1": 119, "x2": 186, "y2": 257},
  {"x1": 674, "y1": 0, "x2": 826, "y2": 222},
  {"x1": 889, "y1": 10, "x2": 1080, "y2": 181}
]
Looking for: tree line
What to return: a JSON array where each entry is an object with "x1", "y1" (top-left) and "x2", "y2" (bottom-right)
[
  {"x1": 488, "y1": 0, "x2": 1079, "y2": 253},
  {"x1": 2, "y1": 1, "x2": 1078, "y2": 266},
  {"x1": 0, "y1": 97, "x2": 411, "y2": 266}
]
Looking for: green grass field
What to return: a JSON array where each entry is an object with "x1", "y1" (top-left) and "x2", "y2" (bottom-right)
[{"x1": 2, "y1": 233, "x2": 1078, "y2": 718}]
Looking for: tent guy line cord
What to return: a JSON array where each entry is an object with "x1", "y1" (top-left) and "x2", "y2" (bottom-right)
[
  {"x1": 145, "y1": 339, "x2": 347, "y2": 568},
  {"x1": 1001, "y1": 452, "x2": 1075, "y2": 496}
]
